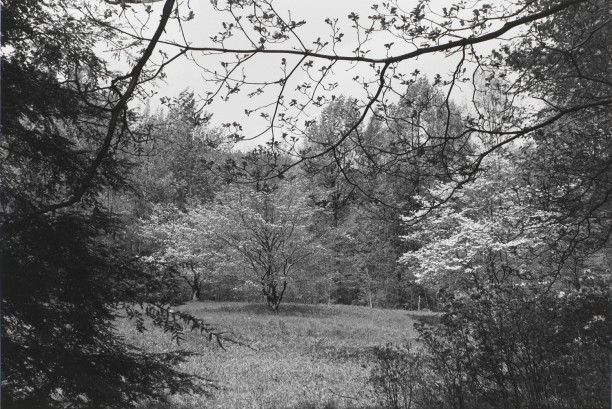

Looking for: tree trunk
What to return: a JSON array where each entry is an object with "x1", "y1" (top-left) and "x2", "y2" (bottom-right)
[
  {"x1": 365, "y1": 268, "x2": 373, "y2": 308},
  {"x1": 262, "y1": 280, "x2": 286, "y2": 311},
  {"x1": 191, "y1": 280, "x2": 201, "y2": 301}
]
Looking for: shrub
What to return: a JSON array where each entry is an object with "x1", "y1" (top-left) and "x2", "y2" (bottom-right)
[
  {"x1": 416, "y1": 282, "x2": 611, "y2": 409},
  {"x1": 371, "y1": 280, "x2": 611, "y2": 409},
  {"x1": 370, "y1": 342, "x2": 427, "y2": 409}
]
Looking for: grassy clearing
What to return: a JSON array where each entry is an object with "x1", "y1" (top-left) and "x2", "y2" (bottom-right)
[{"x1": 117, "y1": 302, "x2": 420, "y2": 409}]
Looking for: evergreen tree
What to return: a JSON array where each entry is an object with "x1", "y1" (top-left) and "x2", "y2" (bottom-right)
[{"x1": 1, "y1": 1, "x2": 218, "y2": 406}]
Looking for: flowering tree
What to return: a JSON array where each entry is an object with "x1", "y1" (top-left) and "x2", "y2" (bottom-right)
[
  {"x1": 140, "y1": 206, "x2": 226, "y2": 301},
  {"x1": 398, "y1": 150, "x2": 611, "y2": 408},
  {"x1": 207, "y1": 178, "x2": 321, "y2": 310},
  {"x1": 400, "y1": 152, "x2": 561, "y2": 290}
]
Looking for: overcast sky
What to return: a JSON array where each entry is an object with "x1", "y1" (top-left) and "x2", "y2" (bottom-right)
[{"x1": 116, "y1": 0, "x2": 499, "y2": 148}]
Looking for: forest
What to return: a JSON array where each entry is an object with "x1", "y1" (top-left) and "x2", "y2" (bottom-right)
[{"x1": 1, "y1": 0, "x2": 611, "y2": 408}]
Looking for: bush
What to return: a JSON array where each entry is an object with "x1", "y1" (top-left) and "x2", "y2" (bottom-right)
[
  {"x1": 371, "y1": 280, "x2": 611, "y2": 409},
  {"x1": 370, "y1": 343, "x2": 427, "y2": 409}
]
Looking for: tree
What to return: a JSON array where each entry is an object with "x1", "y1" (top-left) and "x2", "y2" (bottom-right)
[
  {"x1": 389, "y1": 3, "x2": 612, "y2": 403},
  {"x1": 352, "y1": 78, "x2": 469, "y2": 307},
  {"x1": 139, "y1": 205, "x2": 226, "y2": 301},
  {"x1": 10, "y1": 0, "x2": 608, "y2": 238},
  {"x1": 390, "y1": 131, "x2": 611, "y2": 408},
  {"x1": 504, "y1": 4, "x2": 612, "y2": 278},
  {"x1": 302, "y1": 96, "x2": 362, "y2": 225},
  {"x1": 131, "y1": 90, "x2": 231, "y2": 214},
  {"x1": 135, "y1": 0, "x2": 611, "y2": 302},
  {"x1": 400, "y1": 151, "x2": 557, "y2": 288},
  {"x1": 299, "y1": 96, "x2": 365, "y2": 304},
  {"x1": 1, "y1": 0, "x2": 228, "y2": 406},
  {"x1": 112, "y1": 0, "x2": 611, "y2": 209},
  {"x1": 207, "y1": 177, "x2": 321, "y2": 310},
  {"x1": 397, "y1": 146, "x2": 611, "y2": 407}
]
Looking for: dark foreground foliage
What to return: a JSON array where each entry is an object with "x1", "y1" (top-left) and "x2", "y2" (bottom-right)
[
  {"x1": 0, "y1": 0, "x2": 215, "y2": 406},
  {"x1": 1, "y1": 213, "x2": 210, "y2": 408},
  {"x1": 371, "y1": 282, "x2": 611, "y2": 409}
]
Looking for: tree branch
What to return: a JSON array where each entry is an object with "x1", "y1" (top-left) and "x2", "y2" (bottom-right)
[{"x1": 7, "y1": 0, "x2": 176, "y2": 225}]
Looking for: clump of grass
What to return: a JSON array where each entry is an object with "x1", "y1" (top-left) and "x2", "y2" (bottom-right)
[{"x1": 118, "y1": 302, "x2": 419, "y2": 409}]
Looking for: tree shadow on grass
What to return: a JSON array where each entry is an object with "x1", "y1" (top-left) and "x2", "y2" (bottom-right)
[
  {"x1": 406, "y1": 311, "x2": 442, "y2": 326},
  {"x1": 282, "y1": 401, "x2": 378, "y2": 409},
  {"x1": 186, "y1": 301, "x2": 345, "y2": 318},
  {"x1": 138, "y1": 401, "x2": 377, "y2": 409}
]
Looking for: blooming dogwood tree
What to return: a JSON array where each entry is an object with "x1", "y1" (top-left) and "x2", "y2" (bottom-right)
[
  {"x1": 140, "y1": 205, "x2": 225, "y2": 301},
  {"x1": 400, "y1": 151, "x2": 562, "y2": 290}
]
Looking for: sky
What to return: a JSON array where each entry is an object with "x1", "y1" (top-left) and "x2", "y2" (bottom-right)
[{"x1": 112, "y1": 0, "x2": 504, "y2": 148}]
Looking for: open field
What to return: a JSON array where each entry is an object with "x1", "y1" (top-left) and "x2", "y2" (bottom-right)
[{"x1": 117, "y1": 302, "x2": 426, "y2": 409}]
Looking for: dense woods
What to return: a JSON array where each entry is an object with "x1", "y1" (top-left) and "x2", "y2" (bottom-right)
[{"x1": 1, "y1": 0, "x2": 610, "y2": 408}]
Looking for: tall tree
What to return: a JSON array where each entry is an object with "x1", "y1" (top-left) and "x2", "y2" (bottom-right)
[
  {"x1": 1, "y1": 1, "x2": 224, "y2": 406},
  {"x1": 300, "y1": 96, "x2": 365, "y2": 304},
  {"x1": 302, "y1": 96, "x2": 361, "y2": 225},
  {"x1": 504, "y1": 0, "x2": 612, "y2": 276},
  {"x1": 120, "y1": 0, "x2": 612, "y2": 209},
  {"x1": 132, "y1": 90, "x2": 230, "y2": 214}
]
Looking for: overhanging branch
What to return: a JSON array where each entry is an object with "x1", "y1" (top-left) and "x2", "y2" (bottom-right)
[{"x1": 7, "y1": 0, "x2": 177, "y2": 224}]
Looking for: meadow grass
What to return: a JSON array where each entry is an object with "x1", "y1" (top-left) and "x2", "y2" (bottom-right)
[{"x1": 118, "y1": 302, "x2": 420, "y2": 409}]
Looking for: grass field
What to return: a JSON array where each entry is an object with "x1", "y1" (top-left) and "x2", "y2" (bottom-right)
[{"x1": 117, "y1": 302, "x2": 427, "y2": 409}]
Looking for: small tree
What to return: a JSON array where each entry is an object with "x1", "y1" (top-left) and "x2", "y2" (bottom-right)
[
  {"x1": 400, "y1": 151, "x2": 560, "y2": 290},
  {"x1": 208, "y1": 177, "x2": 320, "y2": 310},
  {"x1": 140, "y1": 205, "x2": 225, "y2": 301}
]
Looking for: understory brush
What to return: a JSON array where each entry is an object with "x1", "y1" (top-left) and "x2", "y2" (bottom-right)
[{"x1": 369, "y1": 282, "x2": 611, "y2": 409}]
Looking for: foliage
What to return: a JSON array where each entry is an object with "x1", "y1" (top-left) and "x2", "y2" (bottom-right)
[
  {"x1": 139, "y1": 205, "x2": 227, "y2": 301},
  {"x1": 4, "y1": 0, "x2": 612, "y2": 406},
  {"x1": 302, "y1": 95, "x2": 362, "y2": 226},
  {"x1": 503, "y1": 0, "x2": 612, "y2": 276},
  {"x1": 370, "y1": 343, "x2": 427, "y2": 409},
  {"x1": 156, "y1": 0, "x2": 612, "y2": 211},
  {"x1": 368, "y1": 284, "x2": 610, "y2": 409},
  {"x1": 1, "y1": 0, "x2": 122, "y2": 214},
  {"x1": 412, "y1": 282, "x2": 611, "y2": 409},
  {"x1": 131, "y1": 91, "x2": 230, "y2": 214},
  {"x1": 0, "y1": 211, "x2": 213, "y2": 407},
  {"x1": 206, "y1": 177, "x2": 323, "y2": 310},
  {"x1": 400, "y1": 152, "x2": 561, "y2": 290},
  {"x1": 0, "y1": 0, "x2": 224, "y2": 407}
]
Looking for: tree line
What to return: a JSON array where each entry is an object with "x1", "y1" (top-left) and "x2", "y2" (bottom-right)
[{"x1": 2, "y1": 0, "x2": 610, "y2": 407}]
